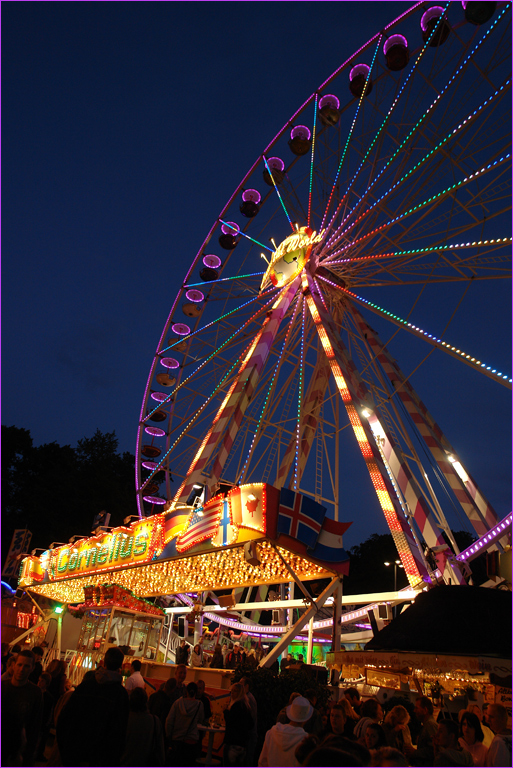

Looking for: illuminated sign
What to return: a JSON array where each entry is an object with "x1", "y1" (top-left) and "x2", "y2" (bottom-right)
[{"x1": 261, "y1": 227, "x2": 325, "y2": 290}]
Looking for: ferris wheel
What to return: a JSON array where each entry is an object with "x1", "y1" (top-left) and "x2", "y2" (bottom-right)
[{"x1": 136, "y1": 2, "x2": 511, "y2": 590}]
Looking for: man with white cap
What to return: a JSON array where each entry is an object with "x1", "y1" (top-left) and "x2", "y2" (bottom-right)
[{"x1": 258, "y1": 695, "x2": 312, "y2": 766}]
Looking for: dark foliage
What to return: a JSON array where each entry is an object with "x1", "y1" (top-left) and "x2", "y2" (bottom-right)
[{"x1": 2, "y1": 425, "x2": 137, "y2": 565}]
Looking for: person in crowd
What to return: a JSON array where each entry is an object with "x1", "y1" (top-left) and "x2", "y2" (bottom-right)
[
  {"x1": 434, "y1": 718, "x2": 473, "y2": 765},
  {"x1": 190, "y1": 643, "x2": 203, "y2": 667},
  {"x1": 149, "y1": 677, "x2": 177, "y2": 728},
  {"x1": 223, "y1": 681, "x2": 254, "y2": 766},
  {"x1": 365, "y1": 722, "x2": 388, "y2": 752},
  {"x1": 28, "y1": 645, "x2": 44, "y2": 684},
  {"x1": 246, "y1": 647, "x2": 258, "y2": 669},
  {"x1": 465, "y1": 705, "x2": 494, "y2": 749},
  {"x1": 1, "y1": 649, "x2": 44, "y2": 767},
  {"x1": 280, "y1": 652, "x2": 295, "y2": 673},
  {"x1": 120, "y1": 686, "x2": 165, "y2": 766},
  {"x1": 125, "y1": 658, "x2": 145, "y2": 692},
  {"x1": 36, "y1": 671, "x2": 55, "y2": 761},
  {"x1": 314, "y1": 733, "x2": 372, "y2": 765},
  {"x1": 175, "y1": 638, "x2": 189, "y2": 665},
  {"x1": 165, "y1": 680, "x2": 204, "y2": 767},
  {"x1": 277, "y1": 691, "x2": 302, "y2": 724},
  {"x1": 383, "y1": 705, "x2": 412, "y2": 752},
  {"x1": 485, "y1": 704, "x2": 512, "y2": 767},
  {"x1": 354, "y1": 698, "x2": 384, "y2": 743},
  {"x1": 304, "y1": 746, "x2": 365, "y2": 766},
  {"x1": 344, "y1": 686, "x2": 363, "y2": 716},
  {"x1": 210, "y1": 642, "x2": 224, "y2": 668},
  {"x1": 196, "y1": 679, "x2": 212, "y2": 723},
  {"x1": 459, "y1": 711, "x2": 488, "y2": 766},
  {"x1": 373, "y1": 745, "x2": 410, "y2": 766},
  {"x1": 326, "y1": 701, "x2": 350, "y2": 738},
  {"x1": 240, "y1": 676, "x2": 258, "y2": 766},
  {"x1": 56, "y1": 646, "x2": 129, "y2": 767},
  {"x1": 45, "y1": 658, "x2": 68, "y2": 702},
  {"x1": 1, "y1": 654, "x2": 16, "y2": 681},
  {"x1": 168, "y1": 663, "x2": 188, "y2": 705},
  {"x1": 337, "y1": 696, "x2": 359, "y2": 738},
  {"x1": 403, "y1": 695, "x2": 437, "y2": 766},
  {"x1": 258, "y1": 695, "x2": 312, "y2": 766},
  {"x1": 226, "y1": 641, "x2": 245, "y2": 669},
  {"x1": 303, "y1": 689, "x2": 323, "y2": 736}
]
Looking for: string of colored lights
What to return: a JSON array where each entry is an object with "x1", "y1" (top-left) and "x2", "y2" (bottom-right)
[
  {"x1": 320, "y1": 34, "x2": 382, "y2": 231},
  {"x1": 307, "y1": 93, "x2": 318, "y2": 228},
  {"x1": 262, "y1": 155, "x2": 295, "y2": 232},
  {"x1": 322, "y1": 153, "x2": 511, "y2": 260},
  {"x1": 218, "y1": 220, "x2": 274, "y2": 252},
  {"x1": 322, "y1": 78, "x2": 511, "y2": 256},
  {"x1": 293, "y1": 298, "x2": 306, "y2": 490},
  {"x1": 185, "y1": 271, "x2": 265, "y2": 288},
  {"x1": 236, "y1": 297, "x2": 301, "y2": 485},
  {"x1": 325, "y1": 238, "x2": 513, "y2": 266},
  {"x1": 323, "y1": 2, "x2": 451, "y2": 241},
  {"x1": 143, "y1": 288, "x2": 279, "y2": 423},
  {"x1": 315, "y1": 273, "x2": 512, "y2": 384},
  {"x1": 138, "y1": 353, "x2": 245, "y2": 493}
]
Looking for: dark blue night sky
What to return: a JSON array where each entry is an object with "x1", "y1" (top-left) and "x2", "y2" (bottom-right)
[{"x1": 2, "y1": 2, "x2": 511, "y2": 547}]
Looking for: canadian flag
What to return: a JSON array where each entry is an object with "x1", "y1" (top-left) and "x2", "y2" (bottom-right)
[{"x1": 228, "y1": 484, "x2": 266, "y2": 533}]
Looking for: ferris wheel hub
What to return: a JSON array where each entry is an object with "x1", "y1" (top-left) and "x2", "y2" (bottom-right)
[{"x1": 260, "y1": 227, "x2": 325, "y2": 291}]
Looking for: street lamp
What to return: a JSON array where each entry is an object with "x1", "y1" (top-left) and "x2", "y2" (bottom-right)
[{"x1": 384, "y1": 560, "x2": 404, "y2": 618}]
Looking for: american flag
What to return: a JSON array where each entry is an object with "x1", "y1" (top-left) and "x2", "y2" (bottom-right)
[{"x1": 176, "y1": 498, "x2": 222, "y2": 552}]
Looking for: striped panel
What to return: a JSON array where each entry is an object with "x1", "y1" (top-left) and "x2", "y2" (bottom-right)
[{"x1": 348, "y1": 303, "x2": 497, "y2": 535}]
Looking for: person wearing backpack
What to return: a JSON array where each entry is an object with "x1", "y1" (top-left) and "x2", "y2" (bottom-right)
[
  {"x1": 56, "y1": 647, "x2": 129, "y2": 766},
  {"x1": 165, "y1": 680, "x2": 204, "y2": 767}
]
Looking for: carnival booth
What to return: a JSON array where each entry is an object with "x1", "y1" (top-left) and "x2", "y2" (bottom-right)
[{"x1": 18, "y1": 483, "x2": 351, "y2": 684}]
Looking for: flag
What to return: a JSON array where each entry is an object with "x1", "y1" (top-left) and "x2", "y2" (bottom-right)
[
  {"x1": 176, "y1": 496, "x2": 222, "y2": 552},
  {"x1": 277, "y1": 488, "x2": 326, "y2": 549},
  {"x1": 229, "y1": 484, "x2": 266, "y2": 533},
  {"x1": 163, "y1": 504, "x2": 191, "y2": 544},
  {"x1": 308, "y1": 517, "x2": 351, "y2": 562},
  {"x1": 211, "y1": 498, "x2": 238, "y2": 547}
]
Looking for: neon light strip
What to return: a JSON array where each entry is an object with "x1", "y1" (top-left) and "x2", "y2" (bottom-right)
[
  {"x1": 143, "y1": 291, "x2": 280, "y2": 423},
  {"x1": 324, "y1": 3, "x2": 451, "y2": 239},
  {"x1": 321, "y1": 34, "x2": 382, "y2": 230},
  {"x1": 323, "y1": 77, "x2": 511, "y2": 250},
  {"x1": 219, "y1": 220, "x2": 274, "y2": 252},
  {"x1": 294, "y1": 299, "x2": 306, "y2": 489},
  {"x1": 324, "y1": 154, "x2": 511, "y2": 258},
  {"x1": 307, "y1": 93, "x2": 318, "y2": 228},
  {"x1": 237, "y1": 299, "x2": 299, "y2": 484},
  {"x1": 456, "y1": 513, "x2": 512, "y2": 561},
  {"x1": 316, "y1": 274, "x2": 512, "y2": 383},
  {"x1": 185, "y1": 272, "x2": 265, "y2": 288},
  {"x1": 326, "y1": 238, "x2": 513, "y2": 265},
  {"x1": 262, "y1": 155, "x2": 295, "y2": 231}
]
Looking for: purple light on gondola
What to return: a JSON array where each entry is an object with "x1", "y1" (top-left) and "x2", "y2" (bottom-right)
[
  {"x1": 221, "y1": 221, "x2": 240, "y2": 236},
  {"x1": 143, "y1": 495, "x2": 166, "y2": 505},
  {"x1": 203, "y1": 254, "x2": 222, "y2": 268},
  {"x1": 171, "y1": 323, "x2": 190, "y2": 336},
  {"x1": 267, "y1": 157, "x2": 284, "y2": 172},
  {"x1": 420, "y1": 7, "x2": 445, "y2": 31},
  {"x1": 145, "y1": 426, "x2": 166, "y2": 437},
  {"x1": 349, "y1": 64, "x2": 370, "y2": 81},
  {"x1": 290, "y1": 125, "x2": 311, "y2": 141},
  {"x1": 242, "y1": 189, "x2": 261, "y2": 203},
  {"x1": 185, "y1": 289, "x2": 204, "y2": 303},
  {"x1": 319, "y1": 94, "x2": 340, "y2": 110},
  {"x1": 161, "y1": 357, "x2": 180, "y2": 368},
  {"x1": 461, "y1": 1, "x2": 468, "y2": 8},
  {"x1": 151, "y1": 392, "x2": 168, "y2": 402},
  {"x1": 142, "y1": 461, "x2": 159, "y2": 470},
  {"x1": 383, "y1": 34, "x2": 408, "y2": 55}
]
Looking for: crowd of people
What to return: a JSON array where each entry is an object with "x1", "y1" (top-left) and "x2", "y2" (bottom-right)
[
  {"x1": 1, "y1": 643, "x2": 511, "y2": 767},
  {"x1": 175, "y1": 638, "x2": 261, "y2": 670}
]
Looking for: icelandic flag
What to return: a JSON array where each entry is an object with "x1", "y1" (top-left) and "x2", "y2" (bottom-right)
[
  {"x1": 277, "y1": 488, "x2": 327, "y2": 549},
  {"x1": 308, "y1": 517, "x2": 351, "y2": 563}
]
